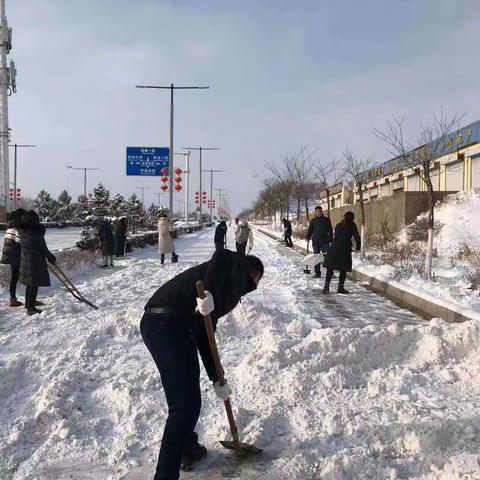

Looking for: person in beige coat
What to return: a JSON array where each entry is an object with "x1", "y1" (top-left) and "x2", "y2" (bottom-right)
[{"x1": 158, "y1": 216, "x2": 179, "y2": 264}]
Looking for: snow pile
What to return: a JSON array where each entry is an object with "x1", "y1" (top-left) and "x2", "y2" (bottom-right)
[
  {"x1": 1, "y1": 229, "x2": 480, "y2": 479},
  {"x1": 434, "y1": 188, "x2": 480, "y2": 257}
]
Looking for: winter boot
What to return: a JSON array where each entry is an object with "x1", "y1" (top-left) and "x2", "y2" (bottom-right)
[
  {"x1": 180, "y1": 443, "x2": 208, "y2": 472},
  {"x1": 171, "y1": 253, "x2": 179, "y2": 263},
  {"x1": 35, "y1": 300, "x2": 44, "y2": 306},
  {"x1": 160, "y1": 254, "x2": 165, "y2": 265},
  {"x1": 9, "y1": 298, "x2": 23, "y2": 307},
  {"x1": 322, "y1": 283, "x2": 330, "y2": 294},
  {"x1": 313, "y1": 272, "x2": 322, "y2": 278},
  {"x1": 337, "y1": 284, "x2": 349, "y2": 294},
  {"x1": 27, "y1": 308, "x2": 42, "y2": 316}
]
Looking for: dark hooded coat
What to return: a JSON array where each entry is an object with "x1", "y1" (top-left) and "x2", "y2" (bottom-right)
[
  {"x1": 323, "y1": 220, "x2": 361, "y2": 272},
  {"x1": 18, "y1": 223, "x2": 56, "y2": 287},
  {"x1": 1, "y1": 215, "x2": 22, "y2": 267}
]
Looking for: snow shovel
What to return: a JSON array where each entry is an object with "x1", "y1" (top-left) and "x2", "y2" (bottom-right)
[
  {"x1": 49, "y1": 264, "x2": 99, "y2": 310},
  {"x1": 196, "y1": 281, "x2": 262, "y2": 456}
]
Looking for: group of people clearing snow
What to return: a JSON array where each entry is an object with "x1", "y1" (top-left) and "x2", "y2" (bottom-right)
[
  {"x1": 284, "y1": 205, "x2": 361, "y2": 294},
  {"x1": 2, "y1": 207, "x2": 359, "y2": 479}
]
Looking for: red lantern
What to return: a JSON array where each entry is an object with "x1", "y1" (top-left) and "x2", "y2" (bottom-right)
[
  {"x1": 175, "y1": 177, "x2": 182, "y2": 183},
  {"x1": 161, "y1": 177, "x2": 168, "y2": 183},
  {"x1": 175, "y1": 184, "x2": 182, "y2": 192},
  {"x1": 174, "y1": 168, "x2": 182, "y2": 175},
  {"x1": 9, "y1": 188, "x2": 14, "y2": 200},
  {"x1": 16, "y1": 188, "x2": 21, "y2": 200},
  {"x1": 161, "y1": 167, "x2": 169, "y2": 176},
  {"x1": 161, "y1": 185, "x2": 168, "y2": 192}
]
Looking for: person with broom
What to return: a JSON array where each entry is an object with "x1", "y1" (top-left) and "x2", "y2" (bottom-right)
[{"x1": 140, "y1": 249, "x2": 264, "y2": 479}]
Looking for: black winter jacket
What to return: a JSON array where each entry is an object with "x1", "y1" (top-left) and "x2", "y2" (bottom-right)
[
  {"x1": 145, "y1": 249, "x2": 257, "y2": 381},
  {"x1": 306, "y1": 215, "x2": 333, "y2": 245},
  {"x1": 323, "y1": 220, "x2": 361, "y2": 272},
  {"x1": 18, "y1": 224, "x2": 56, "y2": 287},
  {"x1": 98, "y1": 222, "x2": 115, "y2": 256},
  {"x1": 1, "y1": 219, "x2": 22, "y2": 267},
  {"x1": 282, "y1": 219, "x2": 292, "y2": 236},
  {"x1": 214, "y1": 224, "x2": 227, "y2": 244}
]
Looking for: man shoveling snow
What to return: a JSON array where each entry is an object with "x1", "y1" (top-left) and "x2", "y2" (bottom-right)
[{"x1": 140, "y1": 249, "x2": 264, "y2": 480}]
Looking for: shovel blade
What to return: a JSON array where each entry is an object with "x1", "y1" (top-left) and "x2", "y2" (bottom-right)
[{"x1": 219, "y1": 440, "x2": 263, "y2": 455}]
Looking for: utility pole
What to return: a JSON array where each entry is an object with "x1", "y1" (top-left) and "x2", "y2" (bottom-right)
[
  {"x1": 183, "y1": 146, "x2": 220, "y2": 224},
  {"x1": 8, "y1": 143, "x2": 36, "y2": 209},
  {"x1": 70, "y1": 167, "x2": 99, "y2": 197},
  {"x1": 135, "y1": 83, "x2": 209, "y2": 215},
  {"x1": 154, "y1": 192, "x2": 164, "y2": 207},
  {"x1": 184, "y1": 149, "x2": 190, "y2": 224},
  {"x1": 66, "y1": 165, "x2": 72, "y2": 192},
  {"x1": 136, "y1": 186, "x2": 150, "y2": 205},
  {"x1": 0, "y1": 0, "x2": 16, "y2": 211},
  {"x1": 202, "y1": 169, "x2": 224, "y2": 220}
]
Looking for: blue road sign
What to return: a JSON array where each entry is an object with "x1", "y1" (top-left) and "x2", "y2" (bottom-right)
[{"x1": 126, "y1": 147, "x2": 169, "y2": 176}]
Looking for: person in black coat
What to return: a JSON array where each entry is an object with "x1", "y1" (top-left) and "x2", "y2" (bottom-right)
[
  {"x1": 322, "y1": 211, "x2": 361, "y2": 294},
  {"x1": 98, "y1": 219, "x2": 115, "y2": 267},
  {"x1": 1, "y1": 208, "x2": 26, "y2": 307},
  {"x1": 18, "y1": 210, "x2": 56, "y2": 315},
  {"x1": 114, "y1": 217, "x2": 128, "y2": 258},
  {"x1": 141, "y1": 250, "x2": 264, "y2": 478},
  {"x1": 214, "y1": 221, "x2": 227, "y2": 251},
  {"x1": 282, "y1": 218, "x2": 293, "y2": 247},
  {"x1": 306, "y1": 206, "x2": 333, "y2": 278}
]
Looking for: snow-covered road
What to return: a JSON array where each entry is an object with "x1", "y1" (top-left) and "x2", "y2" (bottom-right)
[{"x1": 1, "y1": 227, "x2": 480, "y2": 479}]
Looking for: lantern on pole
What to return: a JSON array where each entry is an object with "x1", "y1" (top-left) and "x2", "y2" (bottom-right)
[{"x1": 175, "y1": 184, "x2": 182, "y2": 192}]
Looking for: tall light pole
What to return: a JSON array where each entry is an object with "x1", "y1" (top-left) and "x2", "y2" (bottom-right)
[
  {"x1": 136, "y1": 186, "x2": 150, "y2": 205},
  {"x1": 202, "y1": 169, "x2": 224, "y2": 220},
  {"x1": 154, "y1": 192, "x2": 164, "y2": 207},
  {"x1": 70, "y1": 167, "x2": 99, "y2": 198},
  {"x1": 135, "y1": 83, "x2": 209, "y2": 215},
  {"x1": 8, "y1": 143, "x2": 36, "y2": 209},
  {"x1": 183, "y1": 146, "x2": 220, "y2": 223},
  {"x1": 0, "y1": 0, "x2": 17, "y2": 211}
]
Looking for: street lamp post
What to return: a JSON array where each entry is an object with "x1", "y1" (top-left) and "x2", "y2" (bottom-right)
[
  {"x1": 8, "y1": 143, "x2": 36, "y2": 209},
  {"x1": 135, "y1": 83, "x2": 209, "y2": 215},
  {"x1": 70, "y1": 167, "x2": 99, "y2": 197},
  {"x1": 202, "y1": 169, "x2": 224, "y2": 220},
  {"x1": 136, "y1": 186, "x2": 150, "y2": 205},
  {"x1": 183, "y1": 146, "x2": 220, "y2": 224}
]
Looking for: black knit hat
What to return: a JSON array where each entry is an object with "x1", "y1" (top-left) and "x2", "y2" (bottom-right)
[{"x1": 245, "y1": 255, "x2": 264, "y2": 277}]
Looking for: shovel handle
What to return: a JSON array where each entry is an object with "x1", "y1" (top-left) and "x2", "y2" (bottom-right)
[{"x1": 196, "y1": 281, "x2": 240, "y2": 445}]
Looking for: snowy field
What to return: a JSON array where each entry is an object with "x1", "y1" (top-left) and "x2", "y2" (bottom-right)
[
  {"x1": 1, "y1": 227, "x2": 480, "y2": 479},
  {"x1": 0, "y1": 228, "x2": 83, "y2": 252}
]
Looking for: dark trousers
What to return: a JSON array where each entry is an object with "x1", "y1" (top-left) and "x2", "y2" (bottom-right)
[
  {"x1": 284, "y1": 234, "x2": 293, "y2": 247},
  {"x1": 313, "y1": 242, "x2": 330, "y2": 275},
  {"x1": 9, "y1": 264, "x2": 20, "y2": 299},
  {"x1": 140, "y1": 311, "x2": 201, "y2": 480},
  {"x1": 326, "y1": 269, "x2": 346, "y2": 285},
  {"x1": 236, "y1": 242, "x2": 247, "y2": 256},
  {"x1": 215, "y1": 241, "x2": 225, "y2": 252},
  {"x1": 25, "y1": 285, "x2": 39, "y2": 310},
  {"x1": 115, "y1": 238, "x2": 126, "y2": 257}
]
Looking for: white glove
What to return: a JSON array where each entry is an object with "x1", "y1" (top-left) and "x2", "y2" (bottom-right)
[
  {"x1": 196, "y1": 290, "x2": 214, "y2": 316},
  {"x1": 213, "y1": 380, "x2": 232, "y2": 401}
]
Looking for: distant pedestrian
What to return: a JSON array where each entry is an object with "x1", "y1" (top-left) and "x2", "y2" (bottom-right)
[
  {"x1": 17, "y1": 210, "x2": 56, "y2": 315},
  {"x1": 214, "y1": 220, "x2": 228, "y2": 251},
  {"x1": 235, "y1": 221, "x2": 253, "y2": 256},
  {"x1": 234, "y1": 217, "x2": 239, "y2": 226},
  {"x1": 98, "y1": 219, "x2": 115, "y2": 268},
  {"x1": 282, "y1": 218, "x2": 293, "y2": 247},
  {"x1": 306, "y1": 206, "x2": 333, "y2": 278},
  {"x1": 323, "y1": 211, "x2": 361, "y2": 295},
  {"x1": 114, "y1": 217, "x2": 128, "y2": 258},
  {"x1": 158, "y1": 216, "x2": 178, "y2": 264},
  {"x1": 1, "y1": 208, "x2": 26, "y2": 307}
]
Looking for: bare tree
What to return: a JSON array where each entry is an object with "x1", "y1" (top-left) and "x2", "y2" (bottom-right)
[
  {"x1": 343, "y1": 146, "x2": 374, "y2": 260},
  {"x1": 373, "y1": 111, "x2": 463, "y2": 277},
  {"x1": 316, "y1": 158, "x2": 343, "y2": 217}
]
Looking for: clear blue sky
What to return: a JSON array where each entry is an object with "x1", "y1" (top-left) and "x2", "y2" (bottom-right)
[{"x1": 8, "y1": 0, "x2": 480, "y2": 213}]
